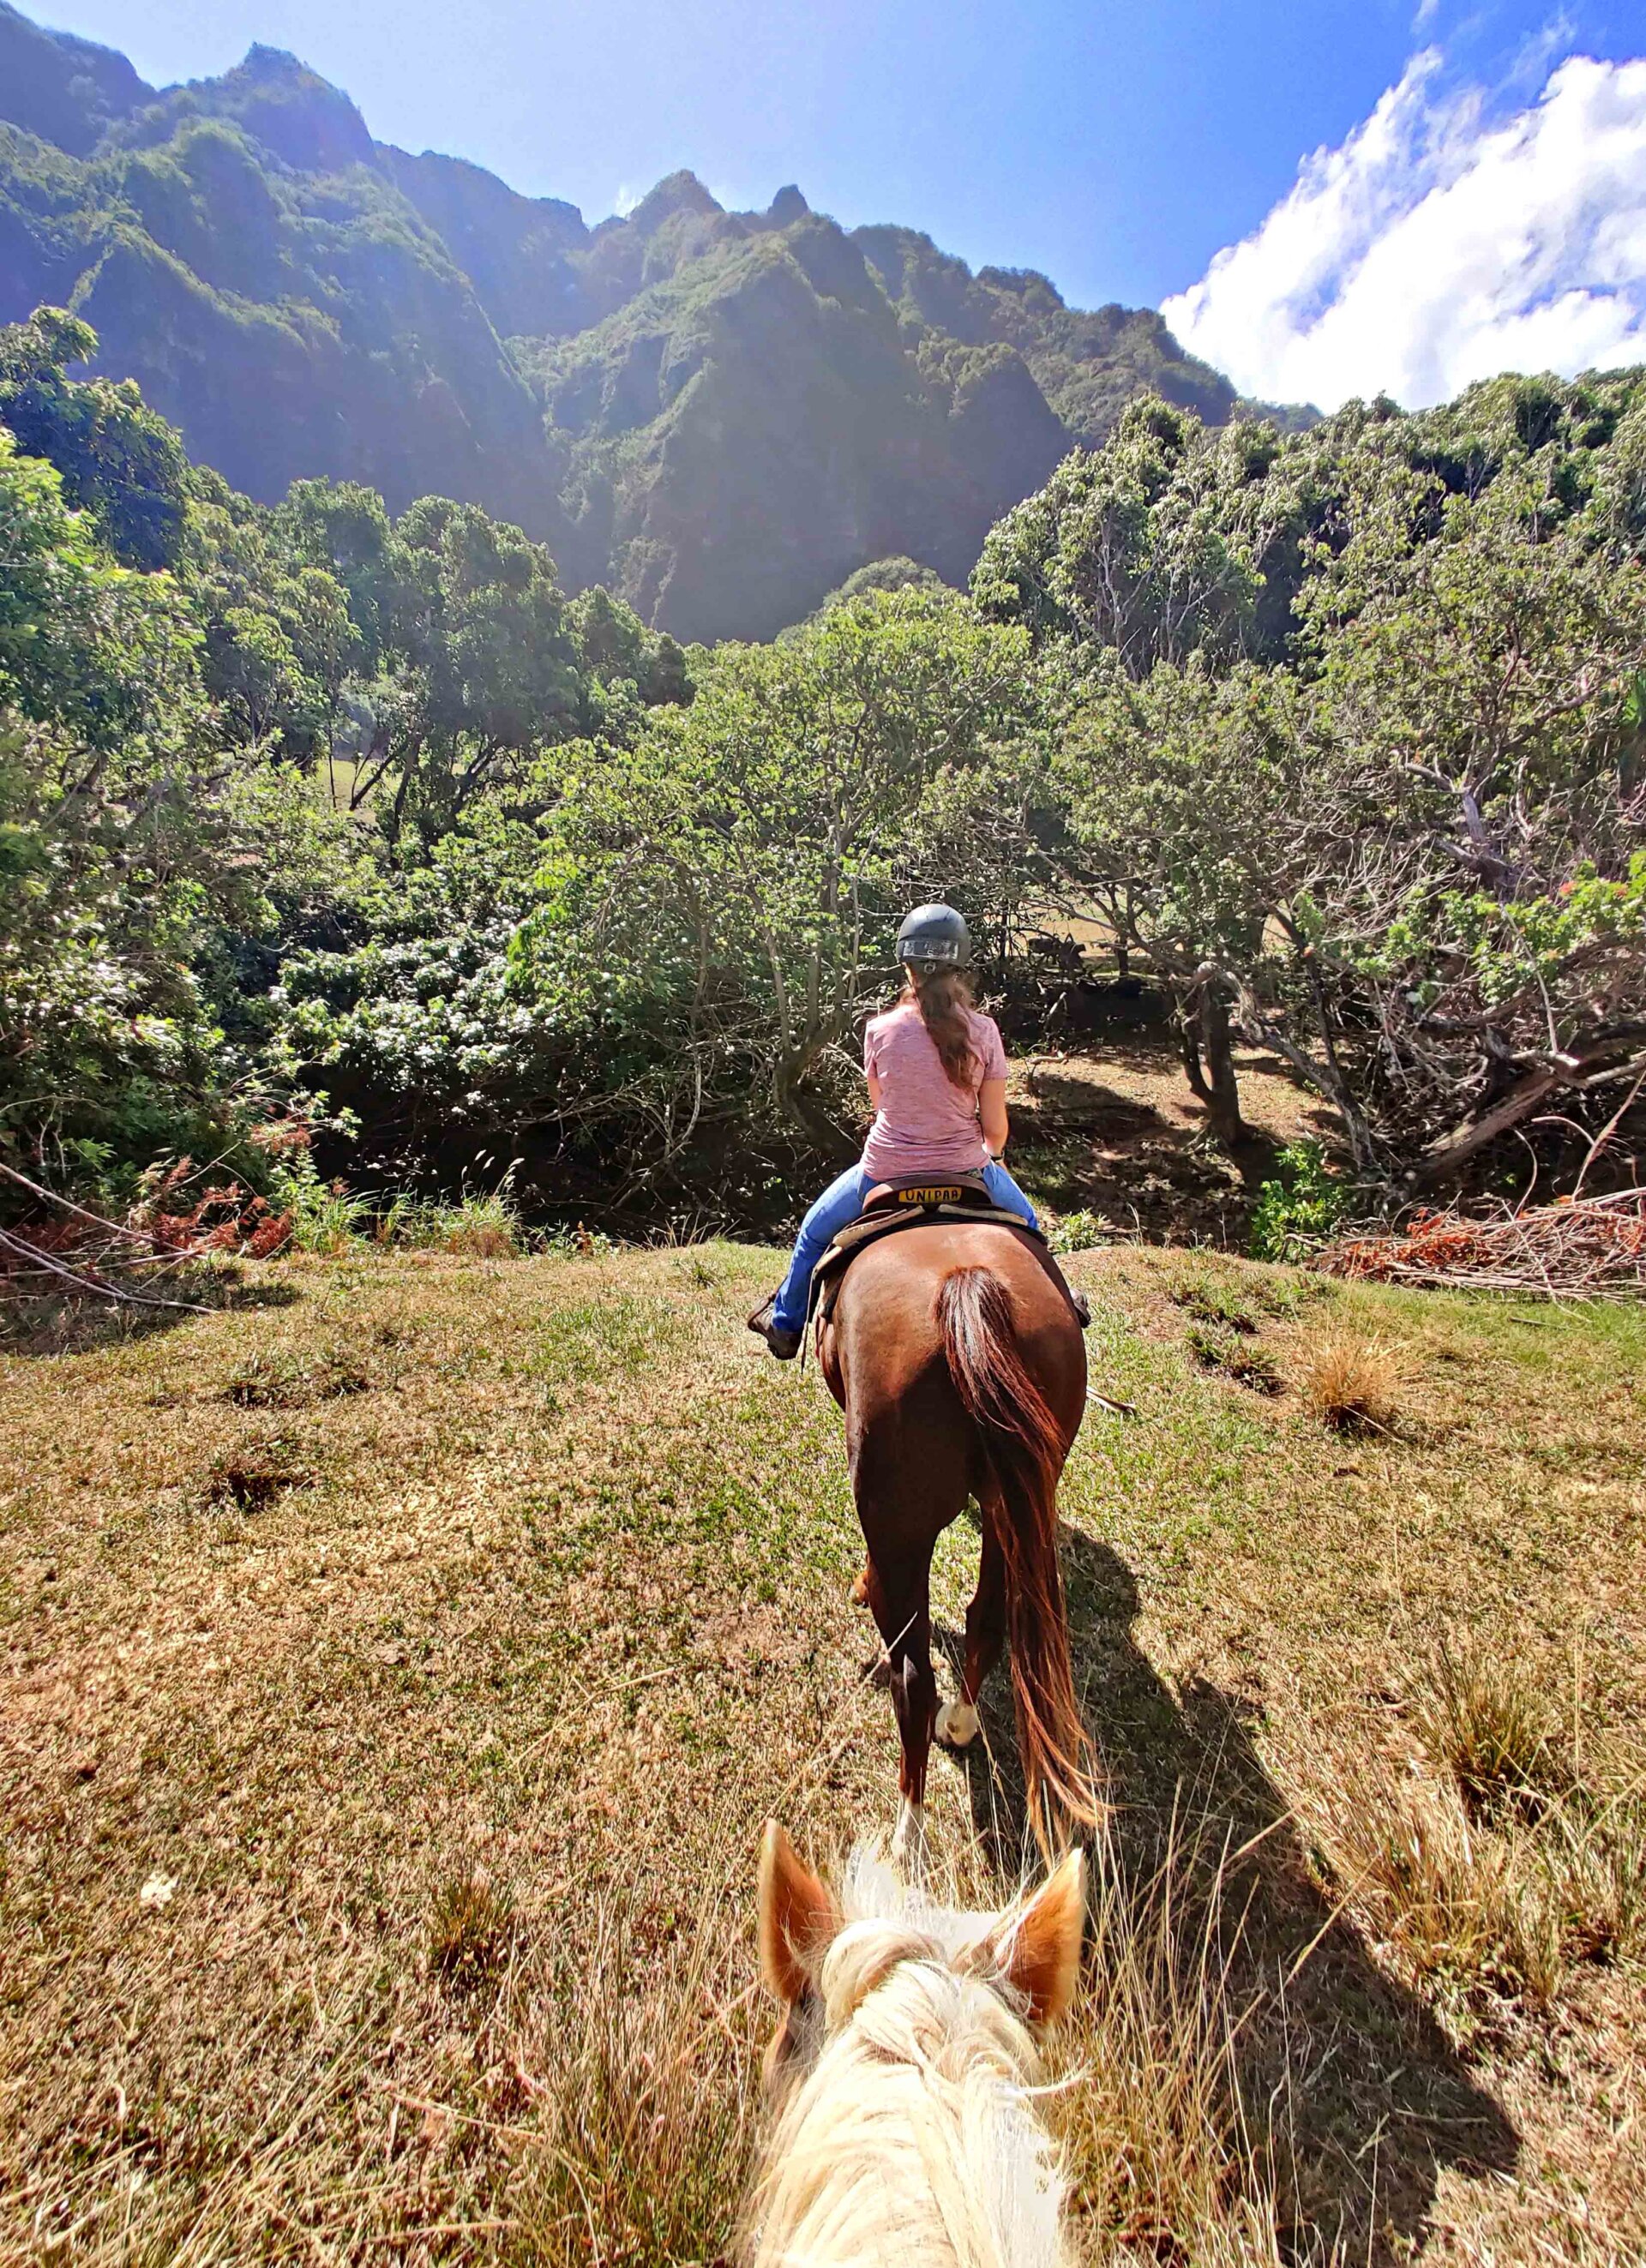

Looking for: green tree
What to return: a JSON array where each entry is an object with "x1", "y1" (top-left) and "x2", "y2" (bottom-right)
[
  {"x1": 0, "y1": 306, "x2": 190, "y2": 571},
  {"x1": 510, "y1": 588, "x2": 1039, "y2": 1159}
]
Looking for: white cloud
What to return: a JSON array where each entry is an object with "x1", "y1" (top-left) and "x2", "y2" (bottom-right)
[
  {"x1": 612, "y1": 183, "x2": 642, "y2": 218},
  {"x1": 1161, "y1": 49, "x2": 1646, "y2": 410}
]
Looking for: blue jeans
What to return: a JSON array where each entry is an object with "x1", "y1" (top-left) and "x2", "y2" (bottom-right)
[{"x1": 770, "y1": 1161, "x2": 1039, "y2": 1334}]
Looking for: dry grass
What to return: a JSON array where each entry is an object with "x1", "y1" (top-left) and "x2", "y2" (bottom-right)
[
  {"x1": 1294, "y1": 1333, "x2": 1400, "y2": 1432},
  {"x1": 1414, "y1": 1642, "x2": 1562, "y2": 1816},
  {"x1": 2, "y1": 1243, "x2": 1644, "y2": 2263}
]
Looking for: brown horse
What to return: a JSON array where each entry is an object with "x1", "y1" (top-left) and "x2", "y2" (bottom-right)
[{"x1": 818, "y1": 1220, "x2": 1096, "y2": 1861}]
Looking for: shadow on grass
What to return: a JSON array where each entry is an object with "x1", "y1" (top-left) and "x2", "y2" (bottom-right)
[
  {"x1": 945, "y1": 1526, "x2": 1517, "y2": 2265},
  {"x1": 0, "y1": 1270, "x2": 300, "y2": 1357}
]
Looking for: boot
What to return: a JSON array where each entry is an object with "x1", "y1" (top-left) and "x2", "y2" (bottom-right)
[{"x1": 746, "y1": 1290, "x2": 802, "y2": 1361}]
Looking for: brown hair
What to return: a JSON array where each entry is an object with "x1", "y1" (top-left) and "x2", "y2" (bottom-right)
[{"x1": 903, "y1": 965, "x2": 978, "y2": 1091}]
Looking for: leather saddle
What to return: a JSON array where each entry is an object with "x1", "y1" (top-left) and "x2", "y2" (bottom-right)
[{"x1": 807, "y1": 1172, "x2": 1066, "y2": 1333}]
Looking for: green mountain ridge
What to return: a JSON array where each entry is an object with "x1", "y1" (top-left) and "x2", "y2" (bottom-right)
[{"x1": 0, "y1": 0, "x2": 1255, "y2": 638}]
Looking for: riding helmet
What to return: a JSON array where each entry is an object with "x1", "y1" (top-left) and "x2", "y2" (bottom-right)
[{"x1": 896, "y1": 902, "x2": 971, "y2": 969}]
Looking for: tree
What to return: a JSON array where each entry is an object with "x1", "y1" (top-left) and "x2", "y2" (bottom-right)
[
  {"x1": 336, "y1": 496, "x2": 585, "y2": 842},
  {"x1": 511, "y1": 588, "x2": 1040, "y2": 1164},
  {"x1": 972, "y1": 396, "x2": 1313, "y2": 675},
  {"x1": 0, "y1": 307, "x2": 190, "y2": 570}
]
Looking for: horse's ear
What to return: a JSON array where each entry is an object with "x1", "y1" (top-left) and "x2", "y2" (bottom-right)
[
  {"x1": 758, "y1": 1820, "x2": 837, "y2": 2002},
  {"x1": 994, "y1": 1846, "x2": 1086, "y2": 2027}
]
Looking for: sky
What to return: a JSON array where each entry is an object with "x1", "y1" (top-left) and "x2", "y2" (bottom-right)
[{"x1": 27, "y1": 0, "x2": 1646, "y2": 410}]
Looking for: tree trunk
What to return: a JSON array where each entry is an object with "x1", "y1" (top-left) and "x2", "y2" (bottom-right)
[
  {"x1": 1179, "y1": 1009, "x2": 1211, "y2": 1102},
  {"x1": 1195, "y1": 975, "x2": 1247, "y2": 1146}
]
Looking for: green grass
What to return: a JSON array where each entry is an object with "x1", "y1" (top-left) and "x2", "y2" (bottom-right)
[{"x1": 1, "y1": 1244, "x2": 1643, "y2": 2265}]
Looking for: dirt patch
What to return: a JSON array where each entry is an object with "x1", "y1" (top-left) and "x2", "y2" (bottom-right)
[{"x1": 1010, "y1": 1034, "x2": 1337, "y2": 1245}]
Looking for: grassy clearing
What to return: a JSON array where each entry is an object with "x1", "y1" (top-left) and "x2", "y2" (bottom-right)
[{"x1": 2, "y1": 1244, "x2": 1643, "y2": 2263}]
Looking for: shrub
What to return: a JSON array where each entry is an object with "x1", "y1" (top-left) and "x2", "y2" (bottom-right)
[
  {"x1": 1045, "y1": 1208, "x2": 1106, "y2": 1255},
  {"x1": 1248, "y1": 1142, "x2": 1355, "y2": 1263}
]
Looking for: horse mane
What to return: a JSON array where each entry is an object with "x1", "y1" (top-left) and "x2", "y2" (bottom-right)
[{"x1": 742, "y1": 1852, "x2": 1070, "y2": 2268}]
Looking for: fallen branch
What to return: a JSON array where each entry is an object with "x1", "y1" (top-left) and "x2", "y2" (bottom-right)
[
  {"x1": 0, "y1": 1158, "x2": 174, "y2": 1250},
  {"x1": 0, "y1": 1227, "x2": 211, "y2": 1315},
  {"x1": 1318, "y1": 1191, "x2": 1646, "y2": 1301},
  {"x1": 1086, "y1": 1387, "x2": 1139, "y2": 1418}
]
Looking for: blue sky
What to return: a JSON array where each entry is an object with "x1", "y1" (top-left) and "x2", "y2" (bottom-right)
[{"x1": 27, "y1": 1, "x2": 1646, "y2": 405}]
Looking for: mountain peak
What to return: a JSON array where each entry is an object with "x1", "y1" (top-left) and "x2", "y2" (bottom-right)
[
  {"x1": 160, "y1": 41, "x2": 376, "y2": 173},
  {"x1": 240, "y1": 43, "x2": 307, "y2": 79},
  {"x1": 628, "y1": 171, "x2": 723, "y2": 235},
  {"x1": 767, "y1": 184, "x2": 808, "y2": 225}
]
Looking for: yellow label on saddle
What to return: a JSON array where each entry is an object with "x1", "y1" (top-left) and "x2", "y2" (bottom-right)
[{"x1": 894, "y1": 1185, "x2": 967, "y2": 1206}]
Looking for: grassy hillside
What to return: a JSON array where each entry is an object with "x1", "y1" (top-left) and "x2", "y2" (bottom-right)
[{"x1": 3, "y1": 1243, "x2": 1642, "y2": 2263}]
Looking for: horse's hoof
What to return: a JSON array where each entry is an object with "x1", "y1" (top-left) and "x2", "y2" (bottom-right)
[
  {"x1": 892, "y1": 1798, "x2": 927, "y2": 1875},
  {"x1": 935, "y1": 1700, "x2": 980, "y2": 1749},
  {"x1": 849, "y1": 1566, "x2": 871, "y2": 1608}
]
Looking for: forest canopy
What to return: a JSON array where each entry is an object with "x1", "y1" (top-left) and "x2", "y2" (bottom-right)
[{"x1": 2, "y1": 303, "x2": 1643, "y2": 1238}]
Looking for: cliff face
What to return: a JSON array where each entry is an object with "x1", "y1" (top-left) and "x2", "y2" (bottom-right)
[{"x1": 0, "y1": 1, "x2": 1241, "y2": 637}]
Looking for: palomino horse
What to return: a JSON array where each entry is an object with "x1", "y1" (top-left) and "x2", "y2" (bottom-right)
[
  {"x1": 816, "y1": 1217, "x2": 1096, "y2": 1859},
  {"x1": 744, "y1": 1820, "x2": 1085, "y2": 2267}
]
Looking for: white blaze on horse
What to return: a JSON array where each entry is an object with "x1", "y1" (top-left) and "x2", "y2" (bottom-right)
[{"x1": 743, "y1": 1820, "x2": 1086, "y2": 2268}]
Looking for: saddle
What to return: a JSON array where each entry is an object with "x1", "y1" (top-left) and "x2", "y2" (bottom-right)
[{"x1": 807, "y1": 1172, "x2": 1082, "y2": 1335}]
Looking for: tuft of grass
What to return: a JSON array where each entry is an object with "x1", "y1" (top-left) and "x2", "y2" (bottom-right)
[
  {"x1": 413, "y1": 1192, "x2": 522, "y2": 1258},
  {"x1": 202, "y1": 1437, "x2": 308, "y2": 1511},
  {"x1": 1534, "y1": 1794, "x2": 1646, "y2": 1966},
  {"x1": 1047, "y1": 1819, "x2": 1293, "y2": 2267},
  {"x1": 224, "y1": 1347, "x2": 369, "y2": 1407},
  {"x1": 1171, "y1": 1270, "x2": 1258, "y2": 1334},
  {"x1": 372, "y1": 1181, "x2": 526, "y2": 1257},
  {"x1": 428, "y1": 1866, "x2": 516, "y2": 1996},
  {"x1": 1295, "y1": 1335, "x2": 1398, "y2": 1432},
  {"x1": 1185, "y1": 1323, "x2": 1281, "y2": 1394},
  {"x1": 1414, "y1": 1642, "x2": 1561, "y2": 1817},
  {"x1": 509, "y1": 1888, "x2": 761, "y2": 2267},
  {"x1": 270, "y1": 1153, "x2": 373, "y2": 1254},
  {"x1": 1303, "y1": 1725, "x2": 1646, "y2": 2029}
]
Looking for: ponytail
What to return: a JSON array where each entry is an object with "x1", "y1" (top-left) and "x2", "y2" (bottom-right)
[{"x1": 904, "y1": 965, "x2": 978, "y2": 1091}]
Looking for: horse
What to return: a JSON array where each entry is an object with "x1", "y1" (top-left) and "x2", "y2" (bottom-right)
[
  {"x1": 743, "y1": 1819, "x2": 1086, "y2": 2268},
  {"x1": 816, "y1": 1218, "x2": 1096, "y2": 1862}
]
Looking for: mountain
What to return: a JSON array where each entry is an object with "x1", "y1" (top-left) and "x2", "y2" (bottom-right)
[{"x1": 0, "y1": 1, "x2": 1244, "y2": 639}]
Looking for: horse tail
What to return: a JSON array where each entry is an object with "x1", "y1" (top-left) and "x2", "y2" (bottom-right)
[{"x1": 935, "y1": 1265, "x2": 1100, "y2": 1850}]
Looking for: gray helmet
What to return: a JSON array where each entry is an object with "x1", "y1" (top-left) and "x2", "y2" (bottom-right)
[{"x1": 897, "y1": 902, "x2": 970, "y2": 969}]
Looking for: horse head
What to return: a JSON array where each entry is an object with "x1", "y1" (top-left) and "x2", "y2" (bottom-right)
[{"x1": 745, "y1": 1819, "x2": 1086, "y2": 2265}]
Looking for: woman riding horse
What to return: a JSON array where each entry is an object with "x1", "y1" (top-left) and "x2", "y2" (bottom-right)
[
  {"x1": 752, "y1": 905, "x2": 1098, "y2": 1857},
  {"x1": 748, "y1": 904, "x2": 1040, "y2": 1359}
]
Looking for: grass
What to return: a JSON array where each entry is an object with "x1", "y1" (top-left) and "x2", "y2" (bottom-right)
[
  {"x1": 1295, "y1": 1332, "x2": 1400, "y2": 1432},
  {"x1": 1414, "y1": 1640, "x2": 1562, "y2": 1816},
  {"x1": 2, "y1": 1243, "x2": 1643, "y2": 2262}
]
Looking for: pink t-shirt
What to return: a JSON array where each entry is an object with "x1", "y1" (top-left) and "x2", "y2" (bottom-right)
[{"x1": 860, "y1": 1000, "x2": 1008, "y2": 1181}]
